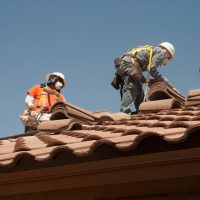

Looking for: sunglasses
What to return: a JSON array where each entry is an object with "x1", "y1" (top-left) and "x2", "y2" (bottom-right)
[{"x1": 49, "y1": 75, "x2": 64, "y2": 85}]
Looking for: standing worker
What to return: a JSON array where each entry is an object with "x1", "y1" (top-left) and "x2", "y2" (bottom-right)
[
  {"x1": 20, "y1": 72, "x2": 67, "y2": 132},
  {"x1": 111, "y1": 42, "x2": 176, "y2": 114}
]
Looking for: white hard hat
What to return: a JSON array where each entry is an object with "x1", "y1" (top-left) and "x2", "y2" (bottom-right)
[
  {"x1": 159, "y1": 42, "x2": 175, "y2": 59},
  {"x1": 45, "y1": 72, "x2": 66, "y2": 87}
]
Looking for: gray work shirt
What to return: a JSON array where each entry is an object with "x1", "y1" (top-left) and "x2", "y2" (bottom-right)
[{"x1": 121, "y1": 47, "x2": 165, "y2": 82}]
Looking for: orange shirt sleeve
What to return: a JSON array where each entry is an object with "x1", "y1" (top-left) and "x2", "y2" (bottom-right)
[{"x1": 27, "y1": 84, "x2": 40, "y2": 98}]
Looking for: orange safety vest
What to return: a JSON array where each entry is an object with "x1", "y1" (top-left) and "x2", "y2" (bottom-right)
[{"x1": 27, "y1": 84, "x2": 64, "y2": 110}]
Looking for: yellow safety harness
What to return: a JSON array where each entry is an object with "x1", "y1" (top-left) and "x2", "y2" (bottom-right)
[
  {"x1": 128, "y1": 45, "x2": 153, "y2": 102},
  {"x1": 37, "y1": 87, "x2": 60, "y2": 109}
]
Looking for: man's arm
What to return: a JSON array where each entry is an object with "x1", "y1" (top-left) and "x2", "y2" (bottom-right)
[{"x1": 148, "y1": 48, "x2": 168, "y2": 82}]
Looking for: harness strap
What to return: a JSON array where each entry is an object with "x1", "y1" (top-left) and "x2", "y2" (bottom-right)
[
  {"x1": 144, "y1": 47, "x2": 153, "y2": 102},
  {"x1": 37, "y1": 87, "x2": 60, "y2": 108},
  {"x1": 37, "y1": 90, "x2": 46, "y2": 108},
  {"x1": 147, "y1": 46, "x2": 153, "y2": 72},
  {"x1": 43, "y1": 87, "x2": 60, "y2": 101},
  {"x1": 120, "y1": 45, "x2": 154, "y2": 102}
]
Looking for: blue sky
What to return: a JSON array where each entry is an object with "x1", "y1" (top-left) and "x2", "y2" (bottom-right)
[{"x1": 0, "y1": 0, "x2": 200, "y2": 137}]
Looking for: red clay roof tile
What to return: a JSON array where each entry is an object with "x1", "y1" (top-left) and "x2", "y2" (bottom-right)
[
  {"x1": 187, "y1": 89, "x2": 200, "y2": 97},
  {"x1": 139, "y1": 99, "x2": 181, "y2": 113},
  {"x1": 149, "y1": 82, "x2": 185, "y2": 105}
]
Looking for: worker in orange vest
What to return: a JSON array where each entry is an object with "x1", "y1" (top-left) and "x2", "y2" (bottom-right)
[{"x1": 20, "y1": 72, "x2": 67, "y2": 132}]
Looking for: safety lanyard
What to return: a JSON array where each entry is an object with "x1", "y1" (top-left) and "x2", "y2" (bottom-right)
[{"x1": 144, "y1": 47, "x2": 153, "y2": 102}]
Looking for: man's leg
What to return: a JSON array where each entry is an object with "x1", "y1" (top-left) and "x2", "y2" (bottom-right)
[
  {"x1": 120, "y1": 76, "x2": 139, "y2": 114},
  {"x1": 134, "y1": 83, "x2": 144, "y2": 112}
]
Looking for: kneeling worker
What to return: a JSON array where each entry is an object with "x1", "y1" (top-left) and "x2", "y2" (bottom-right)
[
  {"x1": 20, "y1": 72, "x2": 67, "y2": 132},
  {"x1": 112, "y1": 42, "x2": 175, "y2": 114}
]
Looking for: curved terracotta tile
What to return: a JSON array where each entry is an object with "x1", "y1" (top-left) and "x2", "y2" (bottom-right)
[
  {"x1": 135, "y1": 120, "x2": 159, "y2": 125},
  {"x1": 0, "y1": 152, "x2": 17, "y2": 167},
  {"x1": 38, "y1": 119, "x2": 82, "y2": 133},
  {"x1": 139, "y1": 99, "x2": 181, "y2": 114},
  {"x1": 95, "y1": 112, "x2": 131, "y2": 122},
  {"x1": 174, "y1": 116, "x2": 193, "y2": 121},
  {"x1": 92, "y1": 111, "x2": 111, "y2": 118},
  {"x1": 65, "y1": 102, "x2": 98, "y2": 122},
  {"x1": 0, "y1": 151, "x2": 34, "y2": 168},
  {"x1": 149, "y1": 122, "x2": 170, "y2": 128},
  {"x1": 149, "y1": 82, "x2": 185, "y2": 105},
  {"x1": 47, "y1": 134, "x2": 83, "y2": 144},
  {"x1": 115, "y1": 132, "x2": 160, "y2": 151},
  {"x1": 14, "y1": 137, "x2": 31, "y2": 152},
  {"x1": 185, "y1": 100, "x2": 200, "y2": 107},
  {"x1": 137, "y1": 122, "x2": 155, "y2": 127},
  {"x1": 122, "y1": 129, "x2": 143, "y2": 136},
  {"x1": 82, "y1": 135, "x2": 102, "y2": 142},
  {"x1": 0, "y1": 140, "x2": 15, "y2": 155},
  {"x1": 159, "y1": 116, "x2": 176, "y2": 121},
  {"x1": 177, "y1": 111, "x2": 196, "y2": 116},
  {"x1": 163, "y1": 133, "x2": 186, "y2": 142},
  {"x1": 74, "y1": 129, "x2": 122, "y2": 139},
  {"x1": 85, "y1": 139, "x2": 115, "y2": 155},
  {"x1": 184, "y1": 124, "x2": 200, "y2": 139},
  {"x1": 187, "y1": 89, "x2": 200, "y2": 97},
  {"x1": 50, "y1": 108, "x2": 69, "y2": 121},
  {"x1": 66, "y1": 140, "x2": 98, "y2": 156},
  {"x1": 166, "y1": 122, "x2": 190, "y2": 129},
  {"x1": 164, "y1": 124, "x2": 200, "y2": 143},
  {"x1": 192, "y1": 116, "x2": 200, "y2": 121},
  {"x1": 38, "y1": 145, "x2": 73, "y2": 161},
  {"x1": 187, "y1": 96, "x2": 200, "y2": 101},
  {"x1": 106, "y1": 135, "x2": 138, "y2": 145},
  {"x1": 184, "y1": 121, "x2": 200, "y2": 126},
  {"x1": 115, "y1": 141, "x2": 136, "y2": 150},
  {"x1": 37, "y1": 134, "x2": 66, "y2": 147},
  {"x1": 19, "y1": 136, "x2": 47, "y2": 150}
]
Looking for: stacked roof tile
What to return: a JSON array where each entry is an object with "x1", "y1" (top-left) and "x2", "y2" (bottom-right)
[
  {"x1": 0, "y1": 83, "x2": 200, "y2": 172},
  {"x1": 149, "y1": 82, "x2": 185, "y2": 105},
  {"x1": 186, "y1": 89, "x2": 200, "y2": 106}
]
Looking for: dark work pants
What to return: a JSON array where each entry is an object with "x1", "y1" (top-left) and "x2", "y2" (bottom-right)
[
  {"x1": 119, "y1": 60, "x2": 144, "y2": 114},
  {"x1": 120, "y1": 75, "x2": 144, "y2": 114}
]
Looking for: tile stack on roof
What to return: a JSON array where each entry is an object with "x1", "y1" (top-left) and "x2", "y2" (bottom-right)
[
  {"x1": 185, "y1": 89, "x2": 200, "y2": 107},
  {"x1": 149, "y1": 82, "x2": 185, "y2": 106},
  {"x1": 139, "y1": 99, "x2": 181, "y2": 114},
  {"x1": 50, "y1": 102, "x2": 131, "y2": 124},
  {"x1": 50, "y1": 102, "x2": 99, "y2": 123}
]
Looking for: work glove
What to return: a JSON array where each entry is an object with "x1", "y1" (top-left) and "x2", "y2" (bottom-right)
[
  {"x1": 30, "y1": 110, "x2": 39, "y2": 116},
  {"x1": 28, "y1": 106, "x2": 40, "y2": 115}
]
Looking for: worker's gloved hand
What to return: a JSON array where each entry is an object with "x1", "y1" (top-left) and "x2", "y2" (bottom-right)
[
  {"x1": 30, "y1": 110, "x2": 38, "y2": 116},
  {"x1": 28, "y1": 106, "x2": 40, "y2": 115}
]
